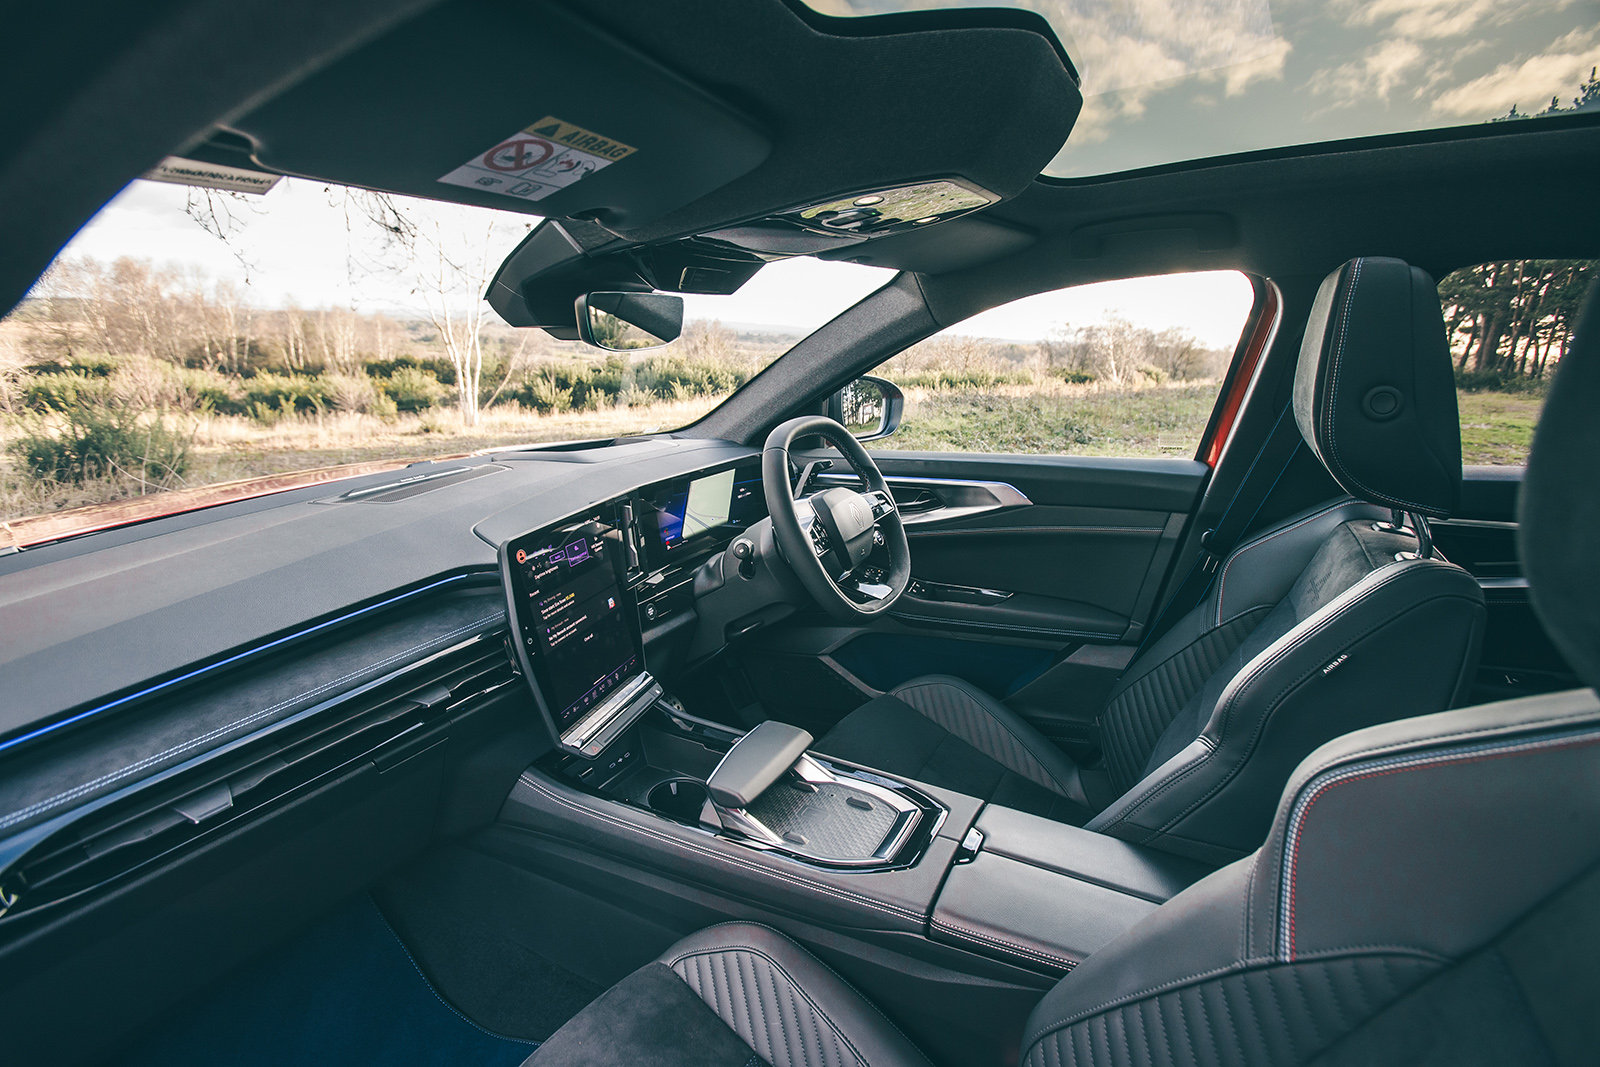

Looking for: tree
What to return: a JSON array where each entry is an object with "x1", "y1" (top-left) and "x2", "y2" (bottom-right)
[
  {"x1": 1439, "y1": 259, "x2": 1597, "y2": 383},
  {"x1": 340, "y1": 190, "x2": 530, "y2": 427}
]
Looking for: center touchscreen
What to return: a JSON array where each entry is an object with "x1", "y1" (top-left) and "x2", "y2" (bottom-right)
[{"x1": 504, "y1": 516, "x2": 642, "y2": 732}]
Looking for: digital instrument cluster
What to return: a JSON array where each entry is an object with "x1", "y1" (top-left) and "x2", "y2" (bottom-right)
[{"x1": 642, "y1": 463, "x2": 764, "y2": 562}]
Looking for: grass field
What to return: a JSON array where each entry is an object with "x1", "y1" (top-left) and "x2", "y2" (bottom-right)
[
  {"x1": 0, "y1": 382, "x2": 1545, "y2": 526},
  {"x1": 881, "y1": 384, "x2": 1545, "y2": 463},
  {"x1": 0, "y1": 398, "x2": 720, "y2": 522},
  {"x1": 880, "y1": 381, "x2": 1219, "y2": 456},
  {"x1": 1456, "y1": 390, "x2": 1544, "y2": 465}
]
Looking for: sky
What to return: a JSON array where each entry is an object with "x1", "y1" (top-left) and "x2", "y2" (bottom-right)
[{"x1": 52, "y1": 176, "x2": 1256, "y2": 348}]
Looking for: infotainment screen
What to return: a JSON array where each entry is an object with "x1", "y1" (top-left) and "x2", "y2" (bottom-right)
[
  {"x1": 650, "y1": 464, "x2": 764, "y2": 556},
  {"x1": 502, "y1": 516, "x2": 643, "y2": 732}
]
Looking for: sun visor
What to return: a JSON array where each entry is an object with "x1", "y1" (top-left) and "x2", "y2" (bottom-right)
[
  {"x1": 217, "y1": 0, "x2": 772, "y2": 234},
  {"x1": 209, "y1": 0, "x2": 1080, "y2": 249}
]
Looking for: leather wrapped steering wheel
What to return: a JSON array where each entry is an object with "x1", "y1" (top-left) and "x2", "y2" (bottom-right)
[{"x1": 762, "y1": 416, "x2": 911, "y2": 621}]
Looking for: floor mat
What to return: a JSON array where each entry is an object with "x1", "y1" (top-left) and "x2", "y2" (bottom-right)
[
  {"x1": 374, "y1": 848, "x2": 611, "y2": 1042},
  {"x1": 124, "y1": 895, "x2": 538, "y2": 1067}
]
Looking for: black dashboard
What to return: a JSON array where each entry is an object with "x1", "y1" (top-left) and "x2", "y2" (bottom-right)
[{"x1": 0, "y1": 438, "x2": 763, "y2": 744}]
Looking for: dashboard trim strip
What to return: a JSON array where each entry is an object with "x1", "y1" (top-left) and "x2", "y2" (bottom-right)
[{"x1": 0, "y1": 571, "x2": 498, "y2": 760}]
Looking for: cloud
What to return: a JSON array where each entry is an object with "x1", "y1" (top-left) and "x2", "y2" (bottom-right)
[
  {"x1": 1215, "y1": 34, "x2": 1293, "y2": 96},
  {"x1": 1050, "y1": 0, "x2": 1284, "y2": 96},
  {"x1": 1310, "y1": 36, "x2": 1426, "y2": 105},
  {"x1": 1430, "y1": 27, "x2": 1600, "y2": 116},
  {"x1": 1344, "y1": 0, "x2": 1504, "y2": 42}
]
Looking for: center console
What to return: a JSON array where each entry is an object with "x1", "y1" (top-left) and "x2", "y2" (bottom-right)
[
  {"x1": 495, "y1": 470, "x2": 1216, "y2": 1063},
  {"x1": 499, "y1": 494, "x2": 944, "y2": 875}
]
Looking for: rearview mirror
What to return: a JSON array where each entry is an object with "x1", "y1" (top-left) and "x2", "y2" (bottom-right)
[
  {"x1": 829, "y1": 375, "x2": 904, "y2": 441},
  {"x1": 576, "y1": 291, "x2": 684, "y2": 351}
]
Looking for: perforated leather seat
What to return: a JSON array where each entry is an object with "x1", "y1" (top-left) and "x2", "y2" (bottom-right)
[
  {"x1": 524, "y1": 278, "x2": 1600, "y2": 1067},
  {"x1": 816, "y1": 257, "x2": 1486, "y2": 862}
]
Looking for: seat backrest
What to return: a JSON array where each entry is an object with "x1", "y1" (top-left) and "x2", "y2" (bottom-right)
[
  {"x1": 1087, "y1": 258, "x2": 1484, "y2": 862},
  {"x1": 1021, "y1": 279, "x2": 1600, "y2": 1067}
]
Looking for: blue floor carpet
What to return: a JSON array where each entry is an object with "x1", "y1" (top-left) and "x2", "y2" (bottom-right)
[{"x1": 125, "y1": 896, "x2": 538, "y2": 1067}]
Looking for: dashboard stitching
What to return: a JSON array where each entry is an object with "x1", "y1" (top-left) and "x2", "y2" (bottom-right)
[
  {"x1": 0, "y1": 614, "x2": 505, "y2": 832},
  {"x1": 516, "y1": 773, "x2": 926, "y2": 924}
]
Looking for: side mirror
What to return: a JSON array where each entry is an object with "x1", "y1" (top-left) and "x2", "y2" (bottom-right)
[
  {"x1": 829, "y1": 375, "x2": 904, "y2": 441},
  {"x1": 576, "y1": 291, "x2": 684, "y2": 351}
]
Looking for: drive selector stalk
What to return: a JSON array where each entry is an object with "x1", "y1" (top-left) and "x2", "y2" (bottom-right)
[
  {"x1": 706, "y1": 720, "x2": 814, "y2": 809},
  {"x1": 703, "y1": 720, "x2": 929, "y2": 867}
]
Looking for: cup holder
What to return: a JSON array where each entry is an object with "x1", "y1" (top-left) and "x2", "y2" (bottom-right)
[{"x1": 647, "y1": 777, "x2": 709, "y2": 822}]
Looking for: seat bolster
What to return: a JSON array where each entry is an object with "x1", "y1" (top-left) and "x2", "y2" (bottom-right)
[
  {"x1": 1209, "y1": 498, "x2": 1387, "y2": 628},
  {"x1": 1246, "y1": 688, "x2": 1600, "y2": 963},
  {"x1": 659, "y1": 922, "x2": 935, "y2": 1067},
  {"x1": 888, "y1": 675, "x2": 1087, "y2": 804},
  {"x1": 1089, "y1": 560, "x2": 1486, "y2": 861}
]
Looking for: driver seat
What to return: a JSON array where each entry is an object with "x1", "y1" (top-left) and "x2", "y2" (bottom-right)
[{"x1": 814, "y1": 257, "x2": 1487, "y2": 861}]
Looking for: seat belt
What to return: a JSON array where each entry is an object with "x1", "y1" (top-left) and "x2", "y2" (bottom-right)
[{"x1": 1137, "y1": 403, "x2": 1304, "y2": 651}]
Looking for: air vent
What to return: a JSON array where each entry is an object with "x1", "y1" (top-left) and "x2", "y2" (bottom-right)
[{"x1": 0, "y1": 637, "x2": 514, "y2": 924}]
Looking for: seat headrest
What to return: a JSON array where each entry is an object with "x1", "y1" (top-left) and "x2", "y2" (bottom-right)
[
  {"x1": 1293, "y1": 257, "x2": 1462, "y2": 517},
  {"x1": 1520, "y1": 280, "x2": 1600, "y2": 692}
]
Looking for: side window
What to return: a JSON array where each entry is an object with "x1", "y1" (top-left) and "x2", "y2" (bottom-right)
[
  {"x1": 1440, "y1": 260, "x2": 1596, "y2": 466},
  {"x1": 865, "y1": 271, "x2": 1256, "y2": 456}
]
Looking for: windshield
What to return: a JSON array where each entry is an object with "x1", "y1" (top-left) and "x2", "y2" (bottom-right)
[
  {"x1": 807, "y1": 0, "x2": 1600, "y2": 177},
  {"x1": 0, "y1": 176, "x2": 890, "y2": 536}
]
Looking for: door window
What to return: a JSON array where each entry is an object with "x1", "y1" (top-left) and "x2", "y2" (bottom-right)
[
  {"x1": 864, "y1": 271, "x2": 1256, "y2": 456},
  {"x1": 1441, "y1": 259, "x2": 1597, "y2": 466}
]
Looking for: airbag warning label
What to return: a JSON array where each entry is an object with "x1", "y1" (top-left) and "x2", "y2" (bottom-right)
[{"x1": 436, "y1": 116, "x2": 636, "y2": 203}]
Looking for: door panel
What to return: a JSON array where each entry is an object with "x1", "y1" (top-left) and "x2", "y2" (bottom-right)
[
  {"x1": 1432, "y1": 466, "x2": 1578, "y2": 702},
  {"x1": 901, "y1": 511, "x2": 1177, "y2": 639},
  {"x1": 865, "y1": 453, "x2": 1204, "y2": 644}
]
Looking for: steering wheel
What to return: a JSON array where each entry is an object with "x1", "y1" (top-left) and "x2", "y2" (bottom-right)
[{"x1": 762, "y1": 416, "x2": 911, "y2": 621}]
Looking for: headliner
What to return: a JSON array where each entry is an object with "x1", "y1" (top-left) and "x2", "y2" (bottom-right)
[{"x1": 1, "y1": 0, "x2": 1597, "y2": 324}]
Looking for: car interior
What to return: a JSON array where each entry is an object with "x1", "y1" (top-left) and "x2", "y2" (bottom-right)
[{"x1": 1, "y1": 1, "x2": 1597, "y2": 1065}]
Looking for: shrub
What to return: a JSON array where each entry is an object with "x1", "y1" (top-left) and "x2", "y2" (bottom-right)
[
  {"x1": 634, "y1": 355, "x2": 749, "y2": 399},
  {"x1": 170, "y1": 367, "x2": 246, "y2": 415},
  {"x1": 368, "y1": 390, "x2": 399, "y2": 421},
  {"x1": 10, "y1": 405, "x2": 189, "y2": 486},
  {"x1": 327, "y1": 373, "x2": 379, "y2": 414},
  {"x1": 514, "y1": 369, "x2": 574, "y2": 414},
  {"x1": 896, "y1": 368, "x2": 1035, "y2": 390},
  {"x1": 24, "y1": 371, "x2": 110, "y2": 412},
  {"x1": 241, "y1": 374, "x2": 334, "y2": 423},
  {"x1": 1050, "y1": 368, "x2": 1096, "y2": 384},
  {"x1": 378, "y1": 366, "x2": 449, "y2": 413},
  {"x1": 1454, "y1": 368, "x2": 1547, "y2": 394},
  {"x1": 365, "y1": 355, "x2": 457, "y2": 387},
  {"x1": 25, "y1": 355, "x2": 116, "y2": 379}
]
